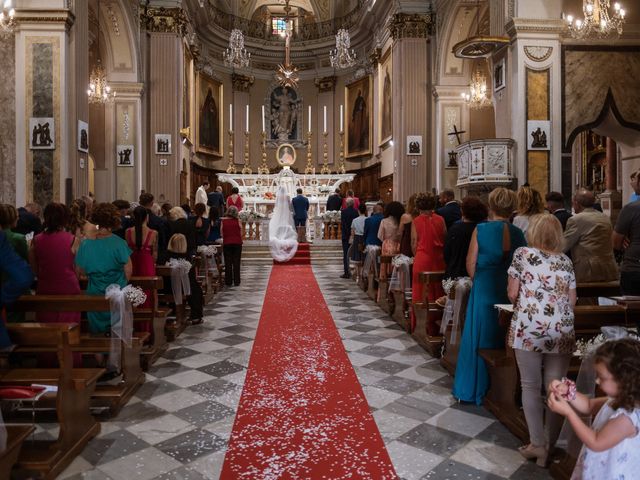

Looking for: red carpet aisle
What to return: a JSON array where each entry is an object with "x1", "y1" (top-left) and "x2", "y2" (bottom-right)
[{"x1": 220, "y1": 264, "x2": 397, "y2": 479}]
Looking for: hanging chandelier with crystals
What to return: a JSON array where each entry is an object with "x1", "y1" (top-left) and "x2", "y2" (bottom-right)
[
  {"x1": 329, "y1": 29, "x2": 357, "y2": 69},
  {"x1": 565, "y1": 1, "x2": 626, "y2": 39},
  {"x1": 461, "y1": 67, "x2": 491, "y2": 109},
  {"x1": 0, "y1": 0, "x2": 16, "y2": 35},
  {"x1": 88, "y1": 0, "x2": 116, "y2": 104},
  {"x1": 223, "y1": 28, "x2": 251, "y2": 69}
]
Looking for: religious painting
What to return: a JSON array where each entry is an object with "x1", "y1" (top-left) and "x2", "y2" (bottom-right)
[
  {"x1": 276, "y1": 143, "x2": 297, "y2": 167},
  {"x1": 345, "y1": 75, "x2": 372, "y2": 158},
  {"x1": 154, "y1": 134, "x2": 172, "y2": 155},
  {"x1": 378, "y1": 50, "x2": 392, "y2": 146},
  {"x1": 407, "y1": 135, "x2": 422, "y2": 156},
  {"x1": 78, "y1": 120, "x2": 89, "y2": 153},
  {"x1": 196, "y1": 73, "x2": 223, "y2": 156},
  {"x1": 29, "y1": 117, "x2": 55, "y2": 150},
  {"x1": 269, "y1": 85, "x2": 301, "y2": 143},
  {"x1": 183, "y1": 47, "x2": 192, "y2": 132},
  {"x1": 116, "y1": 144, "x2": 135, "y2": 167},
  {"x1": 527, "y1": 120, "x2": 551, "y2": 151},
  {"x1": 494, "y1": 58, "x2": 505, "y2": 92}
]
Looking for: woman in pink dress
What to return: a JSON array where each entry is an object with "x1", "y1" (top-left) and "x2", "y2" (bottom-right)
[
  {"x1": 29, "y1": 202, "x2": 81, "y2": 323},
  {"x1": 125, "y1": 207, "x2": 157, "y2": 327},
  {"x1": 226, "y1": 187, "x2": 244, "y2": 211}
]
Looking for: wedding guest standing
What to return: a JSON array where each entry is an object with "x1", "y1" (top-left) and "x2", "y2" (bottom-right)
[
  {"x1": 436, "y1": 189, "x2": 462, "y2": 229},
  {"x1": 453, "y1": 187, "x2": 526, "y2": 405},
  {"x1": 340, "y1": 198, "x2": 359, "y2": 279},
  {"x1": 0, "y1": 204, "x2": 28, "y2": 260},
  {"x1": 221, "y1": 206, "x2": 243, "y2": 286},
  {"x1": 326, "y1": 189, "x2": 342, "y2": 211},
  {"x1": 75, "y1": 203, "x2": 132, "y2": 335},
  {"x1": 513, "y1": 185, "x2": 545, "y2": 234},
  {"x1": 226, "y1": 187, "x2": 244, "y2": 212},
  {"x1": 507, "y1": 214, "x2": 576, "y2": 466},
  {"x1": 398, "y1": 194, "x2": 418, "y2": 258},
  {"x1": 126, "y1": 207, "x2": 157, "y2": 317},
  {"x1": 350, "y1": 203, "x2": 367, "y2": 263},
  {"x1": 191, "y1": 203, "x2": 211, "y2": 247}
]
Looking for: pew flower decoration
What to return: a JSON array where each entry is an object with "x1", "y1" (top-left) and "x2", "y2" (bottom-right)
[
  {"x1": 442, "y1": 277, "x2": 472, "y2": 296},
  {"x1": 574, "y1": 333, "x2": 606, "y2": 358},
  {"x1": 322, "y1": 210, "x2": 341, "y2": 223},
  {"x1": 165, "y1": 258, "x2": 192, "y2": 272},
  {"x1": 392, "y1": 255, "x2": 413, "y2": 268},
  {"x1": 197, "y1": 245, "x2": 218, "y2": 256},
  {"x1": 122, "y1": 285, "x2": 147, "y2": 307}
]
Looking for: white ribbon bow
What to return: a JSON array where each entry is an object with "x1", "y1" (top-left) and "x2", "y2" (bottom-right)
[
  {"x1": 105, "y1": 284, "x2": 134, "y2": 371},
  {"x1": 166, "y1": 259, "x2": 192, "y2": 305},
  {"x1": 362, "y1": 245, "x2": 381, "y2": 279}
]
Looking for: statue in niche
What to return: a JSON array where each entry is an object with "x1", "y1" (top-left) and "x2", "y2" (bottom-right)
[
  {"x1": 530, "y1": 127, "x2": 547, "y2": 149},
  {"x1": 270, "y1": 86, "x2": 300, "y2": 142}
]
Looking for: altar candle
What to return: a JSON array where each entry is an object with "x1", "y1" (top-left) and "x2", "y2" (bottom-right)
[
  {"x1": 323, "y1": 106, "x2": 327, "y2": 133},
  {"x1": 308, "y1": 105, "x2": 311, "y2": 133},
  {"x1": 246, "y1": 105, "x2": 249, "y2": 132},
  {"x1": 229, "y1": 104, "x2": 233, "y2": 130},
  {"x1": 340, "y1": 104, "x2": 344, "y2": 132},
  {"x1": 261, "y1": 105, "x2": 265, "y2": 133}
]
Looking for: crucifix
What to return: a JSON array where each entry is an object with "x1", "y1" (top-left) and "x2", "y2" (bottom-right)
[
  {"x1": 275, "y1": 0, "x2": 299, "y2": 88},
  {"x1": 447, "y1": 125, "x2": 466, "y2": 145}
]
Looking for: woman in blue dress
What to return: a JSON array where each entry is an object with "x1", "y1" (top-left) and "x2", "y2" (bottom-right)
[{"x1": 453, "y1": 188, "x2": 526, "y2": 405}]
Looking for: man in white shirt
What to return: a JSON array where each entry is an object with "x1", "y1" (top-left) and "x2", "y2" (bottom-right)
[{"x1": 195, "y1": 181, "x2": 210, "y2": 215}]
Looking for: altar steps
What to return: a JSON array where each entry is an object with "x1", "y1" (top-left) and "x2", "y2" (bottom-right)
[
  {"x1": 273, "y1": 243, "x2": 311, "y2": 265},
  {"x1": 241, "y1": 244, "x2": 342, "y2": 266}
]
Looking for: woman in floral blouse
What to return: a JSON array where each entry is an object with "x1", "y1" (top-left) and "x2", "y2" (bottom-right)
[{"x1": 507, "y1": 213, "x2": 576, "y2": 467}]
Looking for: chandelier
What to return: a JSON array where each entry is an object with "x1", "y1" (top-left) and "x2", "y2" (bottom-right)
[
  {"x1": 0, "y1": 0, "x2": 16, "y2": 35},
  {"x1": 223, "y1": 29, "x2": 251, "y2": 69},
  {"x1": 87, "y1": 0, "x2": 115, "y2": 104},
  {"x1": 461, "y1": 67, "x2": 491, "y2": 109},
  {"x1": 565, "y1": 1, "x2": 626, "y2": 39},
  {"x1": 329, "y1": 29, "x2": 357, "y2": 69}
]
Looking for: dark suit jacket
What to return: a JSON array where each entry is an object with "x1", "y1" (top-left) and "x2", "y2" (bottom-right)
[
  {"x1": 13, "y1": 208, "x2": 42, "y2": 235},
  {"x1": 363, "y1": 213, "x2": 384, "y2": 246},
  {"x1": 169, "y1": 218, "x2": 197, "y2": 256},
  {"x1": 436, "y1": 202, "x2": 462, "y2": 229},
  {"x1": 326, "y1": 194, "x2": 342, "y2": 212},
  {"x1": 207, "y1": 191, "x2": 225, "y2": 214},
  {"x1": 147, "y1": 211, "x2": 169, "y2": 254},
  {"x1": 341, "y1": 206, "x2": 359, "y2": 241},
  {"x1": 292, "y1": 195, "x2": 310, "y2": 220},
  {"x1": 553, "y1": 209, "x2": 572, "y2": 231}
]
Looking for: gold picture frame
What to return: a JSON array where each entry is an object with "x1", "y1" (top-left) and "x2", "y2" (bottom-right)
[
  {"x1": 378, "y1": 49, "x2": 393, "y2": 146},
  {"x1": 345, "y1": 75, "x2": 373, "y2": 158},
  {"x1": 276, "y1": 143, "x2": 297, "y2": 167},
  {"x1": 196, "y1": 72, "x2": 223, "y2": 156}
]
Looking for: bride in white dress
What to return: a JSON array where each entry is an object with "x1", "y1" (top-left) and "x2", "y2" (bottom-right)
[{"x1": 269, "y1": 185, "x2": 298, "y2": 262}]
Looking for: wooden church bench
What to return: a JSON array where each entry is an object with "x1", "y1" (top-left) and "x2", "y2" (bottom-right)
[
  {"x1": 376, "y1": 255, "x2": 394, "y2": 314},
  {"x1": 440, "y1": 284, "x2": 466, "y2": 376},
  {"x1": 0, "y1": 424, "x2": 35, "y2": 479},
  {"x1": 155, "y1": 265, "x2": 190, "y2": 341},
  {"x1": 411, "y1": 271, "x2": 445, "y2": 357},
  {"x1": 129, "y1": 276, "x2": 170, "y2": 366}
]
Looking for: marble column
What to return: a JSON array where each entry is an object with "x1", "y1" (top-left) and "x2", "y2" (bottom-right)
[
  {"x1": 143, "y1": 7, "x2": 187, "y2": 204},
  {"x1": 389, "y1": 13, "x2": 434, "y2": 201},
  {"x1": 0, "y1": 34, "x2": 16, "y2": 204},
  {"x1": 601, "y1": 137, "x2": 622, "y2": 222}
]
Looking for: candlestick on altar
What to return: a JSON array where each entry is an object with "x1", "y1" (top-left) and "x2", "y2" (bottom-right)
[
  {"x1": 340, "y1": 104, "x2": 344, "y2": 132},
  {"x1": 320, "y1": 131, "x2": 331, "y2": 174},
  {"x1": 229, "y1": 104, "x2": 233, "y2": 129},
  {"x1": 323, "y1": 106, "x2": 327, "y2": 133},
  {"x1": 304, "y1": 131, "x2": 314, "y2": 174},
  {"x1": 226, "y1": 129, "x2": 236, "y2": 174},
  {"x1": 242, "y1": 130, "x2": 252, "y2": 174},
  {"x1": 308, "y1": 105, "x2": 311, "y2": 133},
  {"x1": 338, "y1": 130, "x2": 346, "y2": 174},
  {"x1": 261, "y1": 105, "x2": 265, "y2": 133},
  {"x1": 245, "y1": 105, "x2": 249, "y2": 133},
  {"x1": 258, "y1": 130, "x2": 269, "y2": 175}
]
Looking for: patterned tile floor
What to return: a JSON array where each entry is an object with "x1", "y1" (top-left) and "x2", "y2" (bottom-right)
[{"x1": 46, "y1": 264, "x2": 554, "y2": 479}]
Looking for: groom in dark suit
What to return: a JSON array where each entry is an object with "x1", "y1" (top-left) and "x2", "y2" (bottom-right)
[{"x1": 292, "y1": 188, "x2": 310, "y2": 243}]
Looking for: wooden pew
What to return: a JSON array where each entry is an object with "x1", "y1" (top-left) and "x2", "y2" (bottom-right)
[
  {"x1": 155, "y1": 265, "x2": 190, "y2": 340},
  {"x1": 377, "y1": 256, "x2": 394, "y2": 314},
  {"x1": 480, "y1": 304, "x2": 629, "y2": 445},
  {"x1": 10, "y1": 295, "x2": 149, "y2": 414},
  {"x1": 364, "y1": 250, "x2": 381, "y2": 300},
  {"x1": 1, "y1": 323, "x2": 103, "y2": 479},
  {"x1": 129, "y1": 276, "x2": 170, "y2": 367},
  {"x1": 195, "y1": 253, "x2": 217, "y2": 303},
  {"x1": 440, "y1": 284, "x2": 467, "y2": 375},
  {"x1": 0, "y1": 425, "x2": 35, "y2": 479},
  {"x1": 411, "y1": 271, "x2": 445, "y2": 357}
]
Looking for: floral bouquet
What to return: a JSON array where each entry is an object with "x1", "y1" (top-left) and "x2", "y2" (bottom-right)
[
  {"x1": 322, "y1": 210, "x2": 341, "y2": 223},
  {"x1": 442, "y1": 277, "x2": 472, "y2": 296},
  {"x1": 121, "y1": 285, "x2": 147, "y2": 307},
  {"x1": 318, "y1": 185, "x2": 332, "y2": 194},
  {"x1": 238, "y1": 210, "x2": 254, "y2": 222},
  {"x1": 197, "y1": 245, "x2": 218, "y2": 256},
  {"x1": 263, "y1": 191, "x2": 275, "y2": 200},
  {"x1": 392, "y1": 254, "x2": 413, "y2": 268}
]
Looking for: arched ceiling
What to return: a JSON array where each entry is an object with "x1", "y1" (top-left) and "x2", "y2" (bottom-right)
[{"x1": 212, "y1": 0, "x2": 360, "y2": 23}]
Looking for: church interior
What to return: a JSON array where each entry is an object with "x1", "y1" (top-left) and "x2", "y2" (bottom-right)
[{"x1": 0, "y1": 0, "x2": 639, "y2": 479}]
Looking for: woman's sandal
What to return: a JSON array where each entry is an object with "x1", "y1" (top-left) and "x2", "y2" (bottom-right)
[{"x1": 518, "y1": 444, "x2": 548, "y2": 467}]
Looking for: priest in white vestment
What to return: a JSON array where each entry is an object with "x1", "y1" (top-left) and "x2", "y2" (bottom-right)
[{"x1": 195, "y1": 181, "x2": 210, "y2": 214}]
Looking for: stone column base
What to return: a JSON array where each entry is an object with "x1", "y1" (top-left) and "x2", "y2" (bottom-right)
[{"x1": 599, "y1": 190, "x2": 623, "y2": 223}]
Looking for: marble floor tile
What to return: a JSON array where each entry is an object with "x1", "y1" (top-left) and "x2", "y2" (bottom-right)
[
  {"x1": 450, "y1": 439, "x2": 527, "y2": 478},
  {"x1": 385, "y1": 441, "x2": 444, "y2": 480},
  {"x1": 125, "y1": 414, "x2": 194, "y2": 445},
  {"x1": 147, "y1": 389, "x2": 208, "y2": 412},
  {"x1": 426, "y1": 408, "x2": 495, "y2": 438},
  {"x1": 423, "y1": 459, "x2": 505, "y2": 480},
  {"x1": 397, "y1": 423, "x2": 471, "y2": 457},
  {"x1": 362, "y1": 385, "x2": 404, "y2": 409},
  {"x1": 155, "y1": 429, "x2": 226, "y2": 463},
  {"x1": 372, "y1": 410, "x2": 423, "y2": 442},
  {"x1": 97, "y1": 447, "x2": 183, "y2": 480},
  {"x1": 163, "y1": 370, "x2": 216, "y2": 388}
]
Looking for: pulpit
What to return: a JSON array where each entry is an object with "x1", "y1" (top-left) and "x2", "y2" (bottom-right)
[{"x1": 456, "y1": 139, "x2": 515, "y2": 192}]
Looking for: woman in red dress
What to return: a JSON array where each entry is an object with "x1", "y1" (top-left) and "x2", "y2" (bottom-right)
[
  {"x1": 226, "y1": 187, "x2": 244, "y2": 212},
  {"x1": 411, "y1": 192, "x2": 446, "y2": 334},
  {"x1": 126, "y1": 207, "x2": 157, "y2": 331}
]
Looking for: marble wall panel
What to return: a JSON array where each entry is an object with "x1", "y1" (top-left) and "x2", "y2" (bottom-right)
[
  {"x1": 0, "y1": 36, "x2": 16, "y2": 204},
  {"x1": 564, "y1": 50, "x2": 640, "y2": 148}
]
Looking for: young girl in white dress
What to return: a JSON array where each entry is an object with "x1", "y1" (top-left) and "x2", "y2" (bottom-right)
[{"x1": 547, "y1": 338, "x2": 640, "y2": 480}]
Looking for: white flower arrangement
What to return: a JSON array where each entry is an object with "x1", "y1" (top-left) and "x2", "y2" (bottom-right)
[
  {"x1": 392, "y1": 255, "x2": 414, "y2": 268},
  {"x1": 574, "y1": 333, "x2": 606, "y2": 358},
  {"x1": 238, "y1": 209, "x2": 264, "y2": 223},
  {"x1": 121, "y1": 285, "x2": 147, "y2": 307},
  {"x1": 165, "y1": 258, "x2": 192, "y2": 272},
  {"x1": 442, "y1": 276, "x2": 472, "y2": 296},
  {"x1": 197, "y1": 245, "x2": 218, "y2": 256},
  {"x1": 318, "y1": 184, "x2": 331, "y2": 194},
  {"x1": 322, "y1": 210, "x2": 341, "y2": 223}
]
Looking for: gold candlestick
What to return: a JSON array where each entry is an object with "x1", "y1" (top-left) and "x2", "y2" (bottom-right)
[
  {"x1": 304, "y1": 131, "x2": 314, "y2": 174},
  {"x1": 258, "y1": 131, "x2": 270, "y2": 175},
  {"x1": 337, "y1": 130, "x2": 346, "y2": 174},
  {"x1": 226, "y1": 130, "x2": 236, "y2": 174},
  {"x1": 320, "y1": 131, "x2": 331, "y2": 174},
  {"x1": 241, "y1": 131, "x2": 252, "y2": 174}
]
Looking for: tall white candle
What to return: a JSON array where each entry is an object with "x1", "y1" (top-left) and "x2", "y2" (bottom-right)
[
  {"x1": 261, "y1": 105, "x2": 265, "y2": 133},
  {"x1": 229, "y1": 104, "x2": 233, "y2": 130},
  {"x1": 246, "y1": 105, "x2": 249, "y2": 132},
  {"x1": 323, "y1": 106, "x2": 327, "y2": 133},
  {"x1": 308, "y1": 105, "x2": 311, "y2": 133},
  {"x1": 340, "y1": 104, "x2": 344, "y2": 132}
]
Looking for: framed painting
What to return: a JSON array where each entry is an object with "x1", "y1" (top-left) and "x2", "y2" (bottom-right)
[
  {"x1": 378, "y1": 49, "x2": 392, "y2": 146},
  {"x1": 345, "y1": 75, "x2": 373, "y2": 158},
  {"x1": 196, "y1": 72, "x2": 223, "y2": 156},
  {"x1": 494, "y1": 57, "x2": 505, "y2": 92},
  {"x1": 78, "y1": 120, "x2": 89, "y2": 153},
  {"x1": 183, "y1": 47, "x2": 193, "y2": 133}
]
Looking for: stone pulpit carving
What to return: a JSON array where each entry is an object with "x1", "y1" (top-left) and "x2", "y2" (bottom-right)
[{"x1": 456, "y1": 139, "x2": 515, "y2": 191}]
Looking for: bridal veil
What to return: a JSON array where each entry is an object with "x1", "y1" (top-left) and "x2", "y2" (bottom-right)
[{"x1": 269, "y1": 185, "x2": 299, "y2": 262}]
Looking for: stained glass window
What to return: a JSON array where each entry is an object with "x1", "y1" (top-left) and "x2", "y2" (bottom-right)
[{"x1": 272, "y1": 17, "x2": 288, "y2": 36}]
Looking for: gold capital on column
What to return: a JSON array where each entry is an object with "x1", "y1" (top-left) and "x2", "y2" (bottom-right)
[
  {"x1": 389, "y1": 13, "x2": 435, "y2": 40},
  {"x1": 314, "y1": 76, "x2": 337, "y2": 93},
  {"x1": 232, "y1": 73, "x2": 255, "y2": 93},
  {"x1": 141, "y1": 7, "x2": 187, "y2": 35}
]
